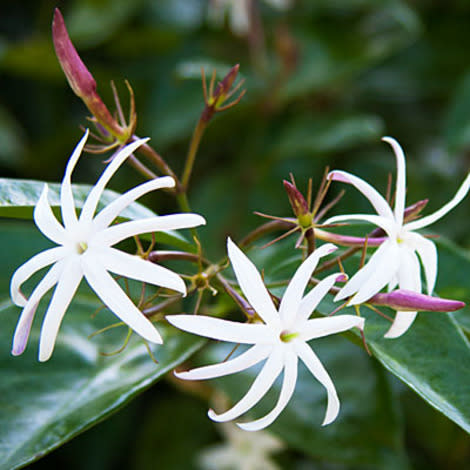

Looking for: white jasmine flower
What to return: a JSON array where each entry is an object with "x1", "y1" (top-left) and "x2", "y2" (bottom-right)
[
  {"x1": 326, "y1": 137, "x2": 470, "y2": 338},
  {"x1": 10, "y1": 130, "x2": 206, "y2": 361},
  {"x1": 167, "y1": 239, "x2": 364, "y2": 431}
]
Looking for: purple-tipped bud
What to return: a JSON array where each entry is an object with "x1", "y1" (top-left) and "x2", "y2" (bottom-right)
[
  {"x1": 213, "y1": 64, "x2": 240, "y2": 104},
  {"x1": 283, "y1": 180, "x2": 309, "y2": 219},
  {"x1": 52, "y1": 9, "x2": 123, "y2": 138},
  {"x1": 371, "y1": 289, "x2": 465, "y2": 312},
  {"x1": 52, "y1": 9, "x2": 96, "y2": 99},
  {"x1": 404, "y1": 199, "x2": 429, "y2": 223},
  {"x1": 201, "y1": 64, "x2": 244, "y2": 123},
  {"x1": 335, "y1": 273, "x2": 348, "y2": 283}
]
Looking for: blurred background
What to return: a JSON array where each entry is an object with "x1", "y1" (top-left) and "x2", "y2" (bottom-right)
[{"x1": 1, "y1": 0, "x2": 470, "y2": 468}]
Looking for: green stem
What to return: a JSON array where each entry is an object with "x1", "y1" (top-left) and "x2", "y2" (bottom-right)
[{"x1": 181, "y1": 118, "x2": 207, "y2": 191}]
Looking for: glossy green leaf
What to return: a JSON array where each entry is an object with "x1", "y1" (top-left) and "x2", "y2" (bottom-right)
[
  {"x1": 203, "y1": 338, "x2": 408, "y2": 468},
  {"x1": 0, "y1": 222, "x2": 204, "y2": 470},
  {"x1": 0, "y1": 178, "x2": 193, "y2": 250}
]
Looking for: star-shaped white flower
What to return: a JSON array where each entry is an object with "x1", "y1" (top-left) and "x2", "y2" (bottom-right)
[
  {"x1": 167, "y1": 238, "x2": 364, "y2": 431},
  {"x1": 10, "y1": 130, "x2": 206, "y2": 361},
  {"x1": 325, "y1": 137, "x2": 470, "y2": 338}
]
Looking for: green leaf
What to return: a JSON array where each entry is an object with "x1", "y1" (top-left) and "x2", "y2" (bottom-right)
[
  {"x1": 0, "y1": 222, "x2": 204, "y2": 470},
  {"x1": 204, "y1": 339, "x2": 408, "y2": 468},
  {"x1": 0, "y1": 178, "x2": 193, "y2": 250}
]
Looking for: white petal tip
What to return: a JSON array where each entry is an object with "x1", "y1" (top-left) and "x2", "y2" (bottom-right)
[
  {"x1": 207, "y1": 408, "x2": 225, "y2": 422},
  {"x1": 384, "y1": 329, "x2": 405, "y2": 339},
  {"x1": 236, "y1": 422, "x2": 262, "y2": 432},
  {"x1": 11, "y1": 348, "x2": 24, "y2": 357},
  {"x1": 327, "y1": 172, "x2": 349, "y2": 184},
  {"x1": 321, "y1": 409, "x2": 339, "y2": 426},
  {"x1": 145, "y1": 328, "x2": 164, "y2": 344},
  {"x1": 381, "y1": 136, "x2": 396, "y2": 144},
  {"x1": 173, "y1": 370, "x2": 190, "y2": 380},
  {"x1": 38, "y1": 351, "x2": 52, "y2": 362}
]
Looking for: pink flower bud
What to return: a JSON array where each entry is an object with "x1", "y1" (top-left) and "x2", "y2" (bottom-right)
[
  {"x1": 370, "y1": 289, "x2": 465, "y2": 312},
  {"x1": 52, "y1": 9, "x2": 96, "y2": 99},
  {"x1": 52, "y1": 9, "x2": 124, "y2": 138},
  {"x1": 283, "y1": 180, "x2": 309, "y2": 218}
]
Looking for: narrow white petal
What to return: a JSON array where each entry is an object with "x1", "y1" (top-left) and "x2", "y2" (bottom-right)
[
  {"x1": 335, "y1": 240, "x2": 399, "y2": 303},
  {"x1": 405, "y1": 172, "x2": 470, "y2": 231},
  {"x1": 93, "y1": 176, "x2": 175, "y2": 230},
  {"x1": 208, "y1": 346, "x2": 284, "y2": 422},
  {"x1": 79, "y1": 138, "x2": 149, "y2": 223},
  {"x1": 227, "y1": 238, "x2": 279, "y2": 326},
  {"x1": 327, "y1": 170, "x2": 394, "y2": 220},
  {"x1": 38, "y1": 257, "x2": 83, "y2": 361},
  {"x1": 297, "y1": 272, "x2": 342, "y2": 322},
  {"x1": 10, "y1": 247, "x2": 68, "y2": 306},
  {"x1": 324, "y1": 214, "x2": 398, "y2": 239},
  {"x1": 98, "y1": 247, "x2": 186, "y2": 295},
  {"x1": 33, "y1": 185, "x2": 66, "y2": 244},
  {"x1": 82, "y1": 255, "x2": 163, "y2": 344},
  {"x1": 398, "y1": 248, "x2": 421, "y2": 292},
  {"x1": 95, "y1": 214, "x2": 206, "y2": 247},
  {"x1": 299, "y1": 315, "x2": 364, "y2": 342},
  {"x1": 61, "y1": 130, "x2": 88, "y2": 229},
  {"x1": 12, "y1": 261, "x2": 64, "y2": 356},
  {"x1": 295, "y1": 341, "x2": 339, "y2": 426},
  {"x1": 167, "y1": 314, "x2": 270, "y2": 344},
  {"x1": 238, "y1": 348, "x2": 298, "y2": 431},
  {"x1": 174, "y1": 344, "x2": 271, "y2": 380},
  {"x1": 383, "y1": 249, "x2": 421, "y2": 339},
  {"x1": 384, "y1": 312, "x2": 418, "y2": 339},
  {"x1": 405, "y1": 232, "x2": 436, "y2": 294},
  {"x1": 279, "y1": 243, "x2": 336, "y2": 327},
  {"x1": 382, "y1": 137, "x2": 407, "y2": 226}
]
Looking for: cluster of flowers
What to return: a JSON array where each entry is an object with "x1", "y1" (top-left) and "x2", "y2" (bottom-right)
[{"x1": 10, "y1": 132, "x2": 470, "y2": 431}]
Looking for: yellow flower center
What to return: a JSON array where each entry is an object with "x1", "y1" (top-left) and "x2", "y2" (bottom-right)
[
  {"x1": 77, "y1": 241, "x2": 88, "y2": 254},
  {"x1": 280, "y1": 330, "x2": 299, "y2": 343}
]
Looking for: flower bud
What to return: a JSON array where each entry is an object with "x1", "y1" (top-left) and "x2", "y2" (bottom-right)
[
  {"x1": 52, "y1": 8, "x2": 124, "y2": 138},
  {"x1": 283, "y1": 180, "x2": 309, "y2": 218},
  {"x1": 52, "y1": 9, "x2": 96, "y2": 99},
  {"x1": 212, "y1": 64, "x2": 240, "y2": 107},
  {"x1": 404, "y1": 199, "x2": 429, "y2": 222},
  {"x1": 201, "y1": 64, "x2": 245, "y2": 123},
  {"x1": 370, "y1": 289, "x2": 465, "y2": 312}
]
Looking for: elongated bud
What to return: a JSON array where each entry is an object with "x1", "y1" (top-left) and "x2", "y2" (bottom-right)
[
  {"x1": 370, "y1": 289, "x2": 465, "y2": 312},
  {"x1": 52, "y1": 9, "x2": 96, "y2": 99},
  {"x1": 404, "y1": 199, "x2": 429, "y2": 222},
  {"x1": 212, "y1": 64, "x2": 240, "y2": 106},
  {"x1": 52, "y1": 8, "x2": 124, "y2": 138},
  {"x1": 201, "y1": 64, "x2": 245, "y2": 123},
  {"x1": 283, "y1": 180, "x2": 309, "y2": 218}
]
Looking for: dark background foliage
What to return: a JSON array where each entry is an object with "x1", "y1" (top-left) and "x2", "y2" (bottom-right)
[{"x1": 1, "y1": 1, "x2": 470, "y2": 468}]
